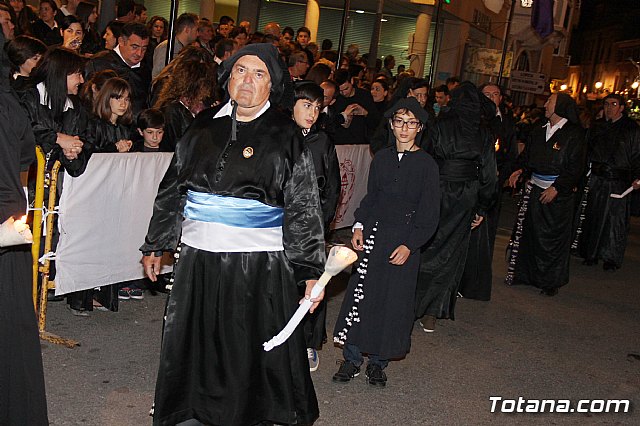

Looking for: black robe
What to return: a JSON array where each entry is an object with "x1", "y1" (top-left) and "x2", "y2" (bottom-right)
[
  {"x1": 334, "y1": 146, "x2": 440, "y2": 359},
  {"x1": 20, "y1": 87, "x2": 90, "y2": 176},
  {"x1": 578, "y1": 115, "x2": 640, "y2": 267},
  {"x1": 415, "y1": 83, "x2": 497, "y2": 320},
  {"x1": 512, "y1": 121, "x2": 586, "y2": 290},
  {"x1": 0, "y1": 83, "x2": 49, "y2": 426},
  {"x1": 85, "y1": 116, "x2": 132, "y2": 153},
  {"x1": 160, "y1": 100, "x2": 193, "y2": 151},
  {"x1": 85, "y1": 50, "x2": 151, "y2": 115},
  {"x1": 459, "y1": 106, "x2": 518, "y2": 300},
  {"x1": 301, "y1": 127, "x2": 341, "y2": 349},
  {"x1": 141, "y1": 104, "x2": 325, "y2": 426}
]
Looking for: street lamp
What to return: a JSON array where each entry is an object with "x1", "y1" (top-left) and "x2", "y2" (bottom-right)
[
  {"x1": 595, "y1": 81, "x2": 603, "y2": 90},
  {"x1": 560, "y1": 84, "x2": 567, "y2": 91},
  {"x1": 632, "y1": 81, "x2": 639, "y2": 90}
]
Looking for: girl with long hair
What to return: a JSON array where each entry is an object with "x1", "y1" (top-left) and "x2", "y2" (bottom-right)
[
  {"x1": 76, "y1": 1, "x2": 101, "y2": 55},
  {"x1": 4, "y1": 34, "x2": 46, "y2": 91},
  {"x1": 87, "y1": 77, "x2": 133, "y2": 153}
]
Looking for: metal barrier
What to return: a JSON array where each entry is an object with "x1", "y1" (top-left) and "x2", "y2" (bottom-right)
[{"x1": 32, "y1": 146, "x2": 79, "y2": 348}]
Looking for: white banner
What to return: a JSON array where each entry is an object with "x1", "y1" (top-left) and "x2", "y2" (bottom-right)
[
  {"x1": 331, "y1": 145, "x2": 373, "y2": 230},
  {"x1": 55, "y1": 153, "x2": 173, "y2": 295}
]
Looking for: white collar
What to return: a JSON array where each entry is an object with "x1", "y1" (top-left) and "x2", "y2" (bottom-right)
[
  {"x1": 37, "y1": 82, "x2": 74, "y2": 112},
  {"x1": 214, "y1": 99, "x2": 271, "y2": 120},
  {"x1": 544, "y1": 117, "x2": 568, "y2": 130},
  {"x1": 114, "y1": 45, "x2": 141, "y2": 68}
]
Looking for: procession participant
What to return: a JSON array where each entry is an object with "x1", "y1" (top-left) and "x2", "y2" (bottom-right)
[
  {"x1": 414, "y1": 82, "x2": 497, "y2": 332},
  {"x1": 141, "y1": 43, "x2": 326, "y2": 426},
  {"x1": 507, "y1": 93, "x2": 586, "y2": 295},
  {"x1": 333, "y1": 98, "x2": 440, "y2": 386},
  {"x1": 578, "y1": 93, "x2": 640, "y2": 271},
  {"x1": 0, "y1": 27, "x2": 48, "y2": 426}
]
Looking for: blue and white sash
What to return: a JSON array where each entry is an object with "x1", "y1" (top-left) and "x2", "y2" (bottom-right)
[
  {"x1": 530, "y1": 173, "x2": 558, "y2": 190},
  {"x1": 181, "y1": 190, "x2": 284, "y2": 252}
]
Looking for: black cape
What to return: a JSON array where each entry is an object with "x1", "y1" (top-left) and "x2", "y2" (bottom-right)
[{"x1": 577, "y1": 115, "x2": 640, "y2": 267}]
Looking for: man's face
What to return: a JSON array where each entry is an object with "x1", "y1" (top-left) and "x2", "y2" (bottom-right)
[
  {"x1": 228, "y1": 55, "x2": 272, "y2": 110},
  {"x1": 198, "y1": 26, "x2": 213, "y2": 43},
  {"x1": 321, "y1": 82, "x2": 336, "y2": 108},
  {"x1": 603, "y1": 98, "x2": 624, "y2": 122},
  {"x1": 39, "y1": 2, "x2": 54, "y2": 22},
  {"x1": 297, "y1": 31, "x2": 310, "y2": 47},
  {"x1": 435, "y1": 91, "x2": 449, "y2": 107},
  {"x1": 292, "y1": 57, "x2": 309, "y2": 77},
  {"x1": 0, "y1": 10, "x2": 15, "y2": 40},
  {"x1": 217, "y1": 24, "x2": 231, "y2": 38},
  {"x1": 118, "y1": 34, "x2": 149, "y2": 67},
  {"x1": 408, "y1": 87, "x2": 428, "y2": 107},
  {"x1": 338, "y1": 80, "x2": 354, "y2": 98},
  {"x1": 544, "y1": 94, "x2": 557, "y2": 120},
  {"x1": 482, "y1": 84, "x2": 502, "y2": 108}
]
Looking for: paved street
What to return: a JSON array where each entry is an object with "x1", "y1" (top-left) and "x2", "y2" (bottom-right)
[{"x1": 41, "y1": 196, "x2": 640, "y2": 425}]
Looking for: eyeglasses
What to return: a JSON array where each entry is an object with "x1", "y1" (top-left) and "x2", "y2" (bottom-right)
[{"x1": 391, "y1": 118, "x2": 420, "y2": 129}]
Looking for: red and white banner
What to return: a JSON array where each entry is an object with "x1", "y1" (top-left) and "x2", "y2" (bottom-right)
[{"x1": 331, "y1": 145, "x2": 373, "y2": 230}]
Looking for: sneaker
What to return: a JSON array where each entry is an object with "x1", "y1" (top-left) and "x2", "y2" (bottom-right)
[
  {"x1": 307, "y1": 348, "x2": 319, "y2": 372},
  {"x1": 67, "y1": 305, "x2": 89, "y2": 317},
  {"x1": 419, "y1": 315, "x2": 436, "y2": 333},
  {"x1": 129, "y1": 288, "x2": 144, "y2": 300},
  {"x1": 365, "y1": 363, "x2": 387, "y2": 387},
  {"x1": 118, "y1": 288, "x2": 131, "y2": 300},
  {"x1": 332, "y1": 360, "x2": 360, "y2": 383}
]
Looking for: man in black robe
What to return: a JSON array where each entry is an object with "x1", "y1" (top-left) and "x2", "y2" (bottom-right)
[
  {"x1": 85, "y1": 23, "x2": 150, "y2": 115},
  {"x1": 141, "y1": 43, "x2": 326, "y2": 426},
  {"x1": 507, "y1": 93, "x2": 587, "y2": 295},
  {"x1": 414, "y1": 82, "x2": 497, "y2": 331},
  {"x1": 578, "y1": 94, "x2": 640, "y2": 271},
  {"x1": 0, "y1": 28, "x2": 48, "y2": 425},
  {"x1": 459, "y1": 83, "x2": 518, "y2": 300}
]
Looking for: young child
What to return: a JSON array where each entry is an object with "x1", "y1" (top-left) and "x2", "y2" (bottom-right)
[
  {"x1": 133, "y1": 108, "x2": 166, "y2": 152},
  {"x1": 332, "y1": 98, "x2": 440, "y2": 387},
  {"x1": 291, "y1": 81, "x2": 341, "y2": 372},
  {"x1": 87, "y1": 77, "x2": 133, "y2": 153}
]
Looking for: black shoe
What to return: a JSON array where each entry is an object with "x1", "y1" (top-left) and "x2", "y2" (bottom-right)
[
  {"x1": 47, "y1": 290, "x2": 64, "y2": 302},
  {"x1": 540, "y1": 288, "x2": 558, "y2": 296},
  {"x1": 603, "y1": 261, "x2": 618, "y2": 271},
  {"x1": 365, "y1": 363, "x2": 387, "y2": 387},
  {"x1": 332, "y1": 360, "x2": 360, "y2": 383},
  {"x1": 582, "y1": 259, "x2": 597, "y2": 266}
]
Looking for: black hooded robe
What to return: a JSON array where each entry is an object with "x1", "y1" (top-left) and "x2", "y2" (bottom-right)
[
  {"x1": 142, "y1": 104, "x2": 325, "y2": 426},
  {"x1": 414, "y1": 82, "x2": 497, "y2": 320},
  {"x1": 0, "y1": 80, "x2": 48, "y2": 425},
  {"x1": 578, "y1": 115, "x2": 640, "y2": 268}
]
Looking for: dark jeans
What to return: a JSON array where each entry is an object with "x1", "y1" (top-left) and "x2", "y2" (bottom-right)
[{"x1": 343, "y1": 343, "x2": 388, "y2": 369}]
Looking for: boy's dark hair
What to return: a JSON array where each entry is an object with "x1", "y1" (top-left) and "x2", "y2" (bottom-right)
[
  {"x1": 214, "y1": 38, "x2": 235, "y2": 59},
  {"x1": 282, "y1": 26, "x2": 294, "y2": 38},
  {"x1": 219, "y1": 15, "x2": 234, "y2": 26},
  {"x1": 333, "y1": 69, "x2": 352, "y2": 86},
  {"x1": 296, "y1": 26, "x2": 311, "y2": 37},
  {"x1": 294, "y1": 80, "x2": 323, "y2": 104},
  {"x1": 116, "y1": 0, "x2": 135, "y2": 19},
  {"x1": 321, "y1": 39, "x2": 332, "y2": 51},
  {"x1": 5, "y1": 35, "x2": 47, "y2": 74},
  {"x1": 134, "y1": 3, "x2": 147, "y2": 17},
  {"x1": 435, "y1": 84, "x2": 449, "y2": 95},
  {"x1": 137, "y1": 108, "x2": 165, "y2": 129}
]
